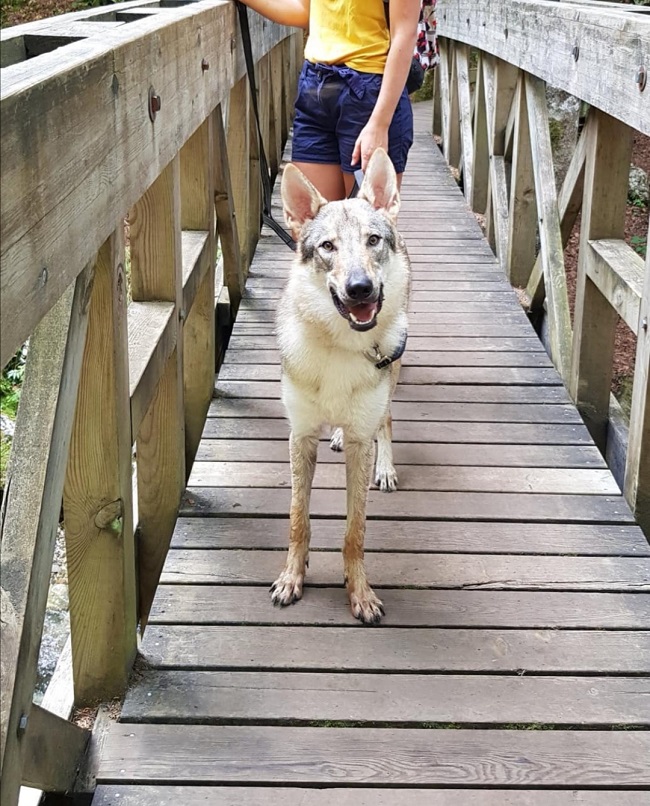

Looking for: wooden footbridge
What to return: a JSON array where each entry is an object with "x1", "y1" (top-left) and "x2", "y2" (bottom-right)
[{"x1": 1, "y1": 1, "x2": 649, "y2": 804}]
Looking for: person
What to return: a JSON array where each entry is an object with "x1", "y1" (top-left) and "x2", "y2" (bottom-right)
[{"x1": 237, "y1": 0, "x2": 421, "y2": 200}]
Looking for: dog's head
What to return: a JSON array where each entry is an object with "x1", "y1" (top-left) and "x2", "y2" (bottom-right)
[{"x1": 281, "y1": 149, "x2": 402, "y2": 332}]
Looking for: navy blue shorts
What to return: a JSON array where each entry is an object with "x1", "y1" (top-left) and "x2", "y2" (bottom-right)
[{"x1": 292, "y1": 60, "x2": 414, "y2": 174}]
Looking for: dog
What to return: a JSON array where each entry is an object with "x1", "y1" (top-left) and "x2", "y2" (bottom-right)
[{"x1": 270, "y1": 148, "x2": 411, "y2": 624}]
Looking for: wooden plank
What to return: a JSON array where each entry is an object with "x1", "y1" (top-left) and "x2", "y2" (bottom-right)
[
  {"x1": 456, "y1": 44, "x2": 474, "y2": 203},
  {"x1": 201, "y1": 419, "x2": 592, "y2": 445},
  {"x1": 214, "y1": 380, "x2": 571, "y2": 403},
  {"x1": 223, "y1": 350, "x2": 553, "y2": 369},
  {"x1": 150, "y1": 585, "x2": 650, "y2": 629},
  {"x1": 170, "y1": 517, "x2": 646, "y2": 555},
  {"x1": 98, "y1": 725, "x2": 650, "y2": 786},
  {"x1": 122, "y1": 669, "x2": 650, "y2": 725},
  {"x1": 21, "y1": 705, "x2": 90, "y2": 792},
  {"x1": 210, "y1": 400, "x2": 580, "y2": 424},
  {"x1": 217, "y1": 365, "x2": 563, "y2": 385},
  {"x1": 525, "y1": 74, "x2": 572, "y2": 381},
  {"x1": 196, "y1": 441, "x2": 605, "y2": 470},
  {"x1": 180, "y1": 117, "x2": 216, "y2": 471},
  {"x1": 226, "y1": 77, "x2": 251, "y2": 274},
  {"x1": 625, "y1": 238, "x2": 650, "y2": 534},
  {"x1": 471, "y1": 52, "x2": 489, "y2": 213},
  {"x1": 0, "y1": 265, "x2": 93, "y2": 806},
  {"x1": 180, "y1": 230, "x2": 210, "y2": 317},
  {"x1": 189, "y1": 463, "x2": 618, "y2": 495},
  {"x1": 587, "y1": 238, "x2": 644, "y2": 334},
  {"x1": 127, "y1": 302, "x2": 176, "y2": 439},
  {"x1": 64, "y1": 231, "x2": 138, "y2": 702},
  {"x1": 227, "y1": 334, "x2": 547, "y2": 352},
  {"x1": 570, "y1": 110, "x2": 633, "y2": 449},
  {"x1": 130, "y1": 158, "x2": 185, "y2": 628},
  {"x1": 181, "y1": 488, "x2": 633, "y2": 523},
  {"x1": 91, "y1": 787, "x2": 650, "y2": 806},
  {"x1": 213, "y1": 103, "x2": 244, "y2": 315},
  {"x1": 160, "y1": 549, "x2": 647, "y2": 592},
  {"x1": 507, "y1": 74, "x2": 537, "y2": 287},
  {"x1": 438, "y1": 0, "x2": 650, "y2": 136}
]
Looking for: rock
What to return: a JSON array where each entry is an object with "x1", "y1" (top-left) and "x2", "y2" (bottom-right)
[
  {"x1": 629, "y1": 166, "x2": 649, "y2": 207},
  {"x1": 1, "y1": 414, "x2": 15, "y2": 438},
  {"x1": 545, "y1": 87, "x2": 581, "y2": 190}
]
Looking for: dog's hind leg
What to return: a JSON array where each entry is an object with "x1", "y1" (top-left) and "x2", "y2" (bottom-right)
[
  {"x1": 343, "y1": 437, "x2": 384, "y2": 624},
  {"x1": 270, "y1": 430, "x2": 318, "y2": 606},
  {"x1": 374, "y1": 411, "x2": 398, "y2": 492}
]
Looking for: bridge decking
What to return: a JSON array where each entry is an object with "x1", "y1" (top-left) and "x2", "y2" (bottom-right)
[{"x1": 93, "y1": 103, "x2": 650, "y2": 803}]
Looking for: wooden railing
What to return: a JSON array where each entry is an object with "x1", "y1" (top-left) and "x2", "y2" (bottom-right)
[
  {"x1": 434, "y1": 0, "x2": 650, "y2": 534},
  {"x1": 0, "y1": 2, "x2": 301, "y2": 802}
]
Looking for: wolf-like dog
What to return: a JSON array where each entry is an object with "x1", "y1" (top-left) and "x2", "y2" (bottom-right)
[{"x1": 270, "y1": 149, "x2": 411, "y2": 625}]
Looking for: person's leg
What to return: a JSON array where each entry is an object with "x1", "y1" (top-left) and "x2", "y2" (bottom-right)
[{"x1": 293, "y1": 161, "x2": 346, "y2": 202}]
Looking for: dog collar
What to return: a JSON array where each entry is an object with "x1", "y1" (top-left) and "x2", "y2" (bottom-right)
[{"x1": 365, "y1": 329, "x2": 408, "y2": 369}]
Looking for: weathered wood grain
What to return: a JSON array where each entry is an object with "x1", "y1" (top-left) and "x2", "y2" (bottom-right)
[
  {"x1": 137, "y1": 625, "x2": 649, "y2": 674},
  {"x1": 150, "y1": 585, "x2": 650, "y2": 629},
  {"x1": 181, "y1": 487, "x2": 634, "y2": 523},
  {"x1": 160, "y1": 549, "x2": 648, "y2": 591},
  {"x1": 201, "y1": 418, "x2": 592, "y2": 445},
  {"x1": 98, "y1": 724, "x2": 650, "y2": 785},
  {"x1": 170, "y1": 517, "x2": 647, "y2": 555},
  {"x1": 196, "y1": 440, "x2": 605, "y2": 469},
  {"x1": 121, "y1": 670, "x2": 650, "y2": 725}
]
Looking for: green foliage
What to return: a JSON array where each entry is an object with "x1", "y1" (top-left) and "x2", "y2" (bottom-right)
[
  {"x1": 631, "y1": 235, "x2": 647, "y2": 259},
  {"x1": 1, "y1": 345, "x2": 27, "y2": 420}
]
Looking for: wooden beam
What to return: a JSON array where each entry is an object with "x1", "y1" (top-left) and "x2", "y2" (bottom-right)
[
  {"x1": 438, "y1": 0, "x2": 650, "y2": 136},
  {"x1": 64, "y1": 230, "x2": 138, "y2": 704},
  {"x1": 470, "y1": 53, "x2": 489, "y2": 214},
  {"x1": 180, "y1": 117, "x2": 216, "y2": 473},
  {"x1": 570, "y1": 109, "x2": 634, "y2": 449},
  {"x1": 0, "y1": 263, "x2": 93, "y2": 806},
  {"x1": 130, "y1": 158, "x2": 185, "y2": 629},
  {"x1": 214, "y1": 104, "x2": 245, "y2": 317},
  {"x1": 227, "y1": 77, "x2": 252, "y2": 275},
  {"x1": 21, "y1": 705, "x2": 89, "y2": 792},
  {"x1": 625, "y1": 239, "x2": 650, "y2": 535},
  {"x1": 587, "y1": 239, "x2": 645, "y2": 334},
  {"x1": 525, "y1": 73, "x2": 572, "y2": 381},
  {"x1": 0, "y1": 2, "x2": 292, "y2": 367},
  {"x1": 507, "y1": 73, "x2": 537, "y2": 287},
  {"x1": 456, "y1": 44, "x2": 474, "y2": 204},
  {"x1": 526, "y1": 115, "x2": 589, "y2": 310}
]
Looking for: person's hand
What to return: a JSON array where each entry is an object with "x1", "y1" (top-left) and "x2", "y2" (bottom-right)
[{"x1": 352, "y1": 119, "x2": 390, "y2": 171}]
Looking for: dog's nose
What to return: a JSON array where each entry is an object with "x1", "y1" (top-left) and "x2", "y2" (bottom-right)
[{"x1": 345, "y1": 275, "x2": 374, "y2": 301}]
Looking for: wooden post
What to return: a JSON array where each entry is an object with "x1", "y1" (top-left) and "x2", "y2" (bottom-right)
[
  {"x1": 569, "y1": 109, "x2": 634, "y2": 450},
  {"x1": 180, "y1": 118, "x2": 216, "y2": 473},
  {"x1": 625, "y1": 239, "x2": 650, "y2": 534},
  {"x1": 0, "y1": 264, "x2": 94, "y2": 806},
  {"x1": 227, "y1": 77, "x2": 251, "y2": 275},
  {"x1": 507, "y1": 74, "x2": 537, "y2": 287},
  {"x1": 269, "y1": 43, "x2": 284, "y2": 178},
  {"x1": 456, "y1": 44, "x2": 474, "y2": 204},
  {"x1": 63, "y1": 229, "x2": 138, "y2": 704},
  {"x1": 471, "y1": 53, "x2": 488, "y2": 214},
  {"x1": 129, "y1": 158, "x2": 185, "y2": 628},
  {"x1": 248, "y1": 82, "x2": 262, "y2": 264},
  {"x1": 214, "y1": 105, "x2": 245, "y2": 317}
]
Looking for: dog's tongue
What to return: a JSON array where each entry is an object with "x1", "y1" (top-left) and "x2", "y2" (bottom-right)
[{"x1": 347, "y1": 301, "x2": 378, "y2": 324}]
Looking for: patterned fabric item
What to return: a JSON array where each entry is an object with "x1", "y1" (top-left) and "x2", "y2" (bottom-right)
[{"x1": 414, "y1": 0, "x2": 439, "y2": 70}]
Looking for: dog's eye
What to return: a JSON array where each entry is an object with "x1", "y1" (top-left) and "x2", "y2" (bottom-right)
[
  {"x1": 368, "y1": 234, "x2": 381, "y2": 246},
  {"x1": 320, "y1": 240, "x2": 335, "y2": 252}
]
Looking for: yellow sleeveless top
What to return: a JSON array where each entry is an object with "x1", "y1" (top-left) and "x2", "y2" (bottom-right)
[{"x1": 304, "y1": 0, "x2": 390, "y2": 74}]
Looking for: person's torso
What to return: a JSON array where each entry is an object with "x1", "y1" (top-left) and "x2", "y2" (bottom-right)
[{"x1": 304, "y1": 0, "x2": 390, "y2": 74}]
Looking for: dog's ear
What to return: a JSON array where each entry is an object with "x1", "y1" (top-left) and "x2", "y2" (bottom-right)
[
  {"x1": 281, "y1": 163, "x2": 327, "y2": 239},
  {"x1": 358, "y1": 148, "x2": 400, "y2": 222}
]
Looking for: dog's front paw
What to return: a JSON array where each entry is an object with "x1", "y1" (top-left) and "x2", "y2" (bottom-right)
[
  {"x1": 349, "y1": 587, "x2": 385, "y2": 625},
  {"x1": 375, "y1": 464, "x2": 398, "y2": 492},
  {"x1": 329, "y1": 428, "x2": 344, "y2": 452},
  {"x1": 270, "y1": 568, "x2": 304, "y2": 606}
]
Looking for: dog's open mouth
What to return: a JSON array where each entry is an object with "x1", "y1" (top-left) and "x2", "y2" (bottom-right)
[{"x1": 330, "y1": 287, "x2": 383, "y2": 332}]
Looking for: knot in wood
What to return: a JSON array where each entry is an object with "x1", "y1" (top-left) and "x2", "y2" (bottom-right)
[{"x1": 95, "y1": 499, "x2": 124, "y2": 533}]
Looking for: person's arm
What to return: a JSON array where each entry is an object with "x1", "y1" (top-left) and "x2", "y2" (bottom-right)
[
  {"x1": 352, "y1": 0, "x2": 420, "y2": 170},
  {"x1": 236, "y1": 0, "x2": 310, "y2": 29}
]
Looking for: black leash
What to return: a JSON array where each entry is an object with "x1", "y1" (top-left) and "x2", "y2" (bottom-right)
[{"x1": 235, "y1": 2, "x2": 297, "y2": 250}]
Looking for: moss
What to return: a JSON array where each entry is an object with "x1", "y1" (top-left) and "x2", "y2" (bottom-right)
[
  {"x1": 548, "y1": 117, "x2": 564, "y2": 152},
  {"x1": 410, "y1": 69, "x2": 434, "y2": 103}
]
